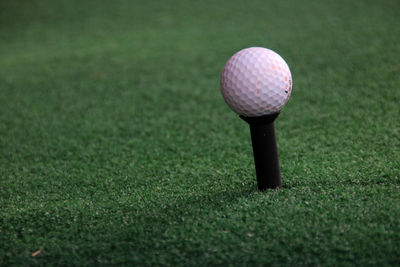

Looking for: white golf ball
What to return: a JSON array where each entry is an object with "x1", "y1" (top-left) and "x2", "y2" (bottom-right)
[{"x1": 220, "y1": 47, "x2": 292, "y2": 117}]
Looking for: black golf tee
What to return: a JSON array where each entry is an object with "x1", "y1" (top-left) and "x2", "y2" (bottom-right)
[{"x1": 240, "y1": 113, "x2": 282, "y2": 190}]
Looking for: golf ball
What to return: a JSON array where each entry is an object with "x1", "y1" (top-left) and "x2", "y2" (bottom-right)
[{"x1": 220, "y1": 47, "x2": 292, "y2": 117}]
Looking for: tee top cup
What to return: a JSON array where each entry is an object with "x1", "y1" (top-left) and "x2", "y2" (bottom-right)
[{"x1": 220, "y1": 47, "x2": 293, "y2": 190}]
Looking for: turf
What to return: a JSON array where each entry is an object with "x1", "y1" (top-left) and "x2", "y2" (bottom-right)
[{"x1": 1, "y1": 0, "x2": 400, "y2": 265}]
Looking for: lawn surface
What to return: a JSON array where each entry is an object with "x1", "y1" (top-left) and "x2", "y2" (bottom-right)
[{"x1": 1, "y1": 0, "x2": 400, "y2": 265}]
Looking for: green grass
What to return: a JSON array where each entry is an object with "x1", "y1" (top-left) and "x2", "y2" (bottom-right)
[{"x1": 1, "y1": 0, "x2": 400, "y2": 265}]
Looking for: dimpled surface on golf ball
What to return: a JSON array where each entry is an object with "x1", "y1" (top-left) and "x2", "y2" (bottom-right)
[{"x1": 220, "y1": 47, "x2": 292, "y2": 117}]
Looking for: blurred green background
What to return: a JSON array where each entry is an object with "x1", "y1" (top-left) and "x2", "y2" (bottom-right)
[{"x1": 1, "y1": 0, "x2": 399, "y2": 265}]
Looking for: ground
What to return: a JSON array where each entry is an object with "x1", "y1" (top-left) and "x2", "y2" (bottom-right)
[{"x1": 1, "y1": 0, "x2": 399, "y2": 265}]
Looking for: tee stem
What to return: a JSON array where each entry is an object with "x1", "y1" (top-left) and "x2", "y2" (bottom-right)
[{"x1": 240, "y1": 113, "x2": 282, "y2": 190}]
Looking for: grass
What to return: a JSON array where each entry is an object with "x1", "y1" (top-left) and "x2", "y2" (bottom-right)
[{"x1": 1, "y1": 0, "x2": 400, "y2": 265}]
